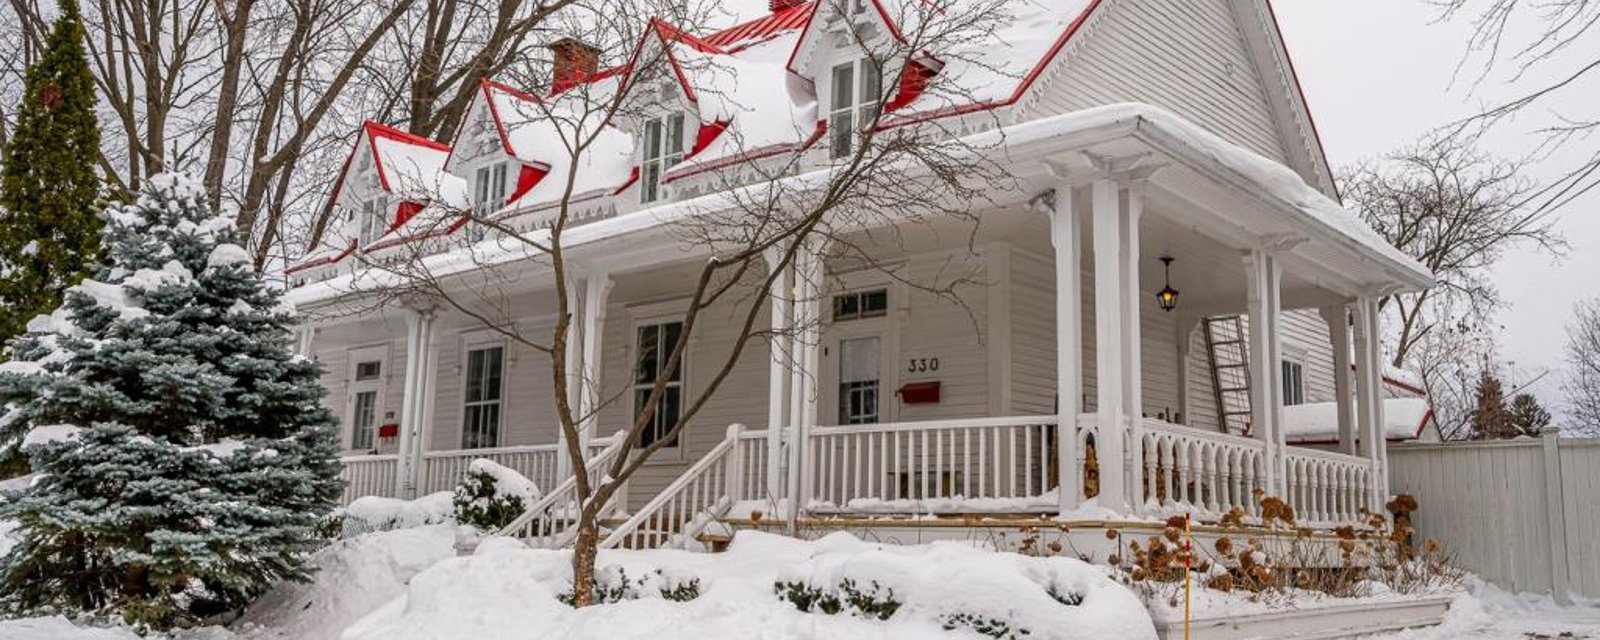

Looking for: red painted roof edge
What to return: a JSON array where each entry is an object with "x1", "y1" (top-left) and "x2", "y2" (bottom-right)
[
  {"x1": 363, "y1": 120, "x2": 451, "y2": 152},
  {"x1": 662, "y1": 119, "x2": 825, "y2": 184},
  {"x1": 1261, "y1": 0, "x2": 1339, "y2": 201},
  {"x1": 877, "y1": 0, "x2": 1105, "y2": 130},
  {"x1": 286, "y1": 238, "x2": 357, "y2": 274}
]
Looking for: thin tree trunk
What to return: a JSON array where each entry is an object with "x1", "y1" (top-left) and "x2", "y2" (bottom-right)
[{"x1": 202, "y1": 0, "x2": 253, "y2": 209}]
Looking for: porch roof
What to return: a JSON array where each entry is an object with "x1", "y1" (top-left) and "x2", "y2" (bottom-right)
[{"x1": 286, "y1": 102, "x2": 1432, "y2": 312}]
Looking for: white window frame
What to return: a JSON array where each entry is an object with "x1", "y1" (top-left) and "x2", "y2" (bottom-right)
[
  {"x1": 459, "y1": 338, "x2": 508, "y2": 449},
  {"x1": 357, "y1": 197, "x2": 389, "y2": 245},
  {"x1": 629, "y1": 305, "x2": 688, "y2": 461},
  {"x1": 640, "y1": 112, "x2": 686, "y2": 204},
  {"x1": 346, "y1": 345, "x2": 388, "y2": 452},
  {"x1": 1281, "y1": 358, "x2": 1306, "y2": 407},
  {"x1": 473, "y1": 161, "x2": 512, "y2": 212},
  {"x1": 828, "y1": 59, "x2": 882, "y2": 159}
]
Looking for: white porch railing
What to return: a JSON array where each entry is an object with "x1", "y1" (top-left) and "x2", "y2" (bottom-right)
[
  {"x1": 1134, "y1": 418, "x2": 1269, "y2": 518},
  {"x1": 601, "y1": 425, "x2": 769, "y2": 550},
  {"x1": 338, "y1": 454, "x2": 399, "y2": 504},
  {"x1": 420, "y1": 444, "x2": 562, "y2": 495},
  {"x1": 1285, "y1": 447, "x2": 1375, "y2": 526},
  {"x1": 495, "y1": 436, "x2": 627, "y2": 547},
  {"x1": 806, "y1": 416, "x2": 1064, "y2": 512}
]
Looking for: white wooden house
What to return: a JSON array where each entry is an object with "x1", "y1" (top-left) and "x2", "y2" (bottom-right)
[{"x1": 287, "y1": 0, "x2": 1436, "y2": 547}]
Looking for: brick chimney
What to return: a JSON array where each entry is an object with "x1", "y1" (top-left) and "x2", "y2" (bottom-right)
[
  {"x1": 548, "y1": 37, "x2": 601, "y2": 94},
  {"x1": 769, "y1": 0, "x2": 806, "y2": 11}
]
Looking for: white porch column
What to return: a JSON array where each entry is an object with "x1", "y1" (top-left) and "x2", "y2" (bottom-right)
[
  {"x1": 786, "y1": 241, "x2": 824, "y2": 531},
  {"x1": 554, "y1": 275, "x2": 586, "y2": 482},
  {"x1": 1320, "y1": 304, "x2": 1357, "y2": 456},
  {"x1": 1046, "y1": 187, "x2": 1083, "y2": 512},
  {"x1": 764, "y1": 250, "x2": 793, "y2": 505},
  {"x1": 395, "y1": 306, "x2": 438, "y2": 499},
  {"x1": 1174, "y1": 316, "x2": 1199, "y2": 426},
  {"x1": 1120, "y1": 184, "x2": 1146, "y2": 510},
  {"x1": 1353, "y1": 296, "x2": 1387, "y2": 512},
  {"x1": 296, "y1": 326, "x2": 316, "y2": 359},
  {"x1": 1090, "y1": 178, "x2": 1129, "y2": 512},
  {"x1": 1244, "y1": 250, "x2": 1285, "y2": 496},
  {"x1": 578, "y1": 272, "x2": 614, "y2": 448}
]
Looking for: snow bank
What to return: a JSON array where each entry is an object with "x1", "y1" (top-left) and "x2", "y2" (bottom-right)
[
  {"x1": 234, "y1": 525, "x2": 457, "y2": 640},
  {"x1": 340, "y1": 491, "x2": 455, "y2": 538},
  {"x1": 345, "y1": 530, "x2": 1156, "y2": 640},
  {"x1": 0, "y1": 617, "x2": 141, "y2": 640}
]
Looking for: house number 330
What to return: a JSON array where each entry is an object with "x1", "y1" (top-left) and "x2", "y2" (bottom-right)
[{"x1": 907, "y1": 358, "x2": 940, "y2": 373}]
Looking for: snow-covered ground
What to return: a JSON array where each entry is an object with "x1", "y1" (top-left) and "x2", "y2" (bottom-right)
[
  {"x1": 1364, "y1": 579, "x2": 1600, "y2": 639},
  {"x1": 0, "y1": 522, "x2": 1594, "y2": 640}
]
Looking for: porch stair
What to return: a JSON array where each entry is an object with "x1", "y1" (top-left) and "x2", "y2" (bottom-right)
[
  {"x1": 495, "y1": 435, "x2": 627, "y2": 548},
  {"x1": 598, "y1": 425, "x2": 756, "y2": 551},
  {"x1": 1202, "y1": 315, "x2": 1253, "y2": 434}
]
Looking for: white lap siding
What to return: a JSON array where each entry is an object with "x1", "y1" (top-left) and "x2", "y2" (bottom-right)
[
  {"x1": 313, "y1": 315, "x2": 410, "y2": 456},
  {"x1": 1023, "y1": 0, "x2": 1291, "y2": 168},
  {"x1": 1005, "y1": 246, "x2": 1181, "y2": 421},
  {"x1": 428, "y1": 310, "x2": 561, "y2": 451}
]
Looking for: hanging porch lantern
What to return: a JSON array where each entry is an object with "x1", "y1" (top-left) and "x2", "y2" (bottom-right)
[{"x1": 1156, "y1": 256, "x2": 1180, "y2": 312}]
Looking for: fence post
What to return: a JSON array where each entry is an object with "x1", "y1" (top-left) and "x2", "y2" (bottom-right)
[
  {"x1": 1540, "y1": 427, "x2": 1572, "y2": 605},
  {"x1": 725, "y1": 424, "x2": 746, "y2": 503}
]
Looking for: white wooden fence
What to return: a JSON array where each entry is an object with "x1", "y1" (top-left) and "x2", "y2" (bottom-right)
[{"x1": 1388, "y1": 432, "x2": 1600, "y2": 601}]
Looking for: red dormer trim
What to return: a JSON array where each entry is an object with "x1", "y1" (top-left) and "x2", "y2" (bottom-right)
[
  {"x1": 883, "y1": 60, "x2": 937, "y2": 113},
  {"x1": 876, "y1": 0, "x2": 1105, "y2": 129},
  {"x1": 393, "y1": 201, "x2": 424, "y2": 229},
  {"x1": 482, "y1": 79, "x2": 539, "y2": 158},
  {"x1": 688, "y1": 120, "x2": 729, "y2": 158},
  {"x1": 510, "y1": 164, "x2": 548, "y2": 203}
]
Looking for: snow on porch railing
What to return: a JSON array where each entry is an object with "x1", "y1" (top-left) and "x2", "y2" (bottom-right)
[
  {"x1": 805, "y1": 416, "x2": 1073, "y2": 512},
  {"x1": 1284, "y1": 447, "x2": 1374, "y2": 526},
  {"x1": 495, "y1": 436, "x2": 626, "y2": 548},
  {"x1": 1136, "y1": 419, "x2": 1268, "y2": 518},
  {"x1": 600, "y1": 424, "x2": 766, "y2": 551},
  {"x1": 420, "y1": 444, "x2": 562, "y2": 496},
  {"x1": 339, "y1": 454, "x2": 399, "y2": 504}
]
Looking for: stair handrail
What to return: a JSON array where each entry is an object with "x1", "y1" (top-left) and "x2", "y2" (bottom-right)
[
  {"x1": 494, "y1": 434, "x2": 626, "y2": 541},
  {"x1": 599, "y1": 424, "x2": 747, "y2": 550}
]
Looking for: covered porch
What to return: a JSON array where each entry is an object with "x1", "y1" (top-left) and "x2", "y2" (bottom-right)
[{"x1": 319, "y1": 106, "x2": 1430, "y2": 541}]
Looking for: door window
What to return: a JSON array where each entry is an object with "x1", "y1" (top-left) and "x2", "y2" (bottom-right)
[{"x1": 839, "y1": 336, "x2": 881, "y2": 425}]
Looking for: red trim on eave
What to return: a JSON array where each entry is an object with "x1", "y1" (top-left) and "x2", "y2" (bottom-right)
[
  {"x1": 706, "y1": 2, "x2": 814, "y2": 49},
  {"x1": 1261, "y1": 0, "x2": 1339, "y2": 200},
  {"x1": 877, "y1": 0, "x2": 1105, "y2": 130},
  {"x1": 364, "y1": 120, "x2": 451, "y2": 152},
  {"x1": 662, "y1": 119, "x2": 825, "y2": 185},
  {"x1": 363, "y1": 124, "x2": 392, "y2": 191},
  {"x1": 285, "y1": 239, "x2": 357, "y2": 275},
  {"x1": 1350, "y1": 363, "x2": 1429, "y2": 397}
]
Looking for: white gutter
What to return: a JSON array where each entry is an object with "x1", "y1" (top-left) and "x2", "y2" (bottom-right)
[{"x1": 287, "y1": 103, "x2": 1433, "y2": 309}]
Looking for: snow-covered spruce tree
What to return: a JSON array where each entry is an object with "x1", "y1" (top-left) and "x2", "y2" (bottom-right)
[
  {"x1": 0, "y1": 0, "x2": 104, "y2": 343},
  {"x1": 0, "y1": 174, "x2": 341, "y2": 629}
]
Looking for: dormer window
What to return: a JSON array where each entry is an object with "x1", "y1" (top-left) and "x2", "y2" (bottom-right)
[
  {"x1": 641, "y1": 112, "x2": 685, "y2": 204},
  {"x1": 357, "y1": 198, "x2": 388, "y2": 245},
  {"x1": 829, "y1": 59, "x2": 882, "y2": 159},
  {"x1": 473, "y1": 161, "x2": 511, "y2": 212}
]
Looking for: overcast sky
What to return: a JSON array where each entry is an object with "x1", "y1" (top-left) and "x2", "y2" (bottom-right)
[{"x1": 1273, "y1": 0, "x2": 1600, "y2": 420}]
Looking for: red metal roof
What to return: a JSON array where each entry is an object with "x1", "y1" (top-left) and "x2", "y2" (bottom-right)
[{"x1": 703, "y1": 2, "x2": 815, "y2": 49}]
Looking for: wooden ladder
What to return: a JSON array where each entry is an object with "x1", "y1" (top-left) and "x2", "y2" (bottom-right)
[{"x1": 1202, "y1": 316, "x2": 1253, "y2": 434}]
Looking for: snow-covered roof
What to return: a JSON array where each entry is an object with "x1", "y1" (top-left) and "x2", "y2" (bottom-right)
[
  {"x1": 1282, "y1": 398, "x2": 1435, "y2": 445},
  {"x1": 289, "y1": 1, "x2": 1431, "y2": 290},
  {"x1": 288, "y1": 122, "x2": 468, "y2": 275},
  {"x1": 787, "y1": 0, "x2": 1096, "y2": 122}
]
